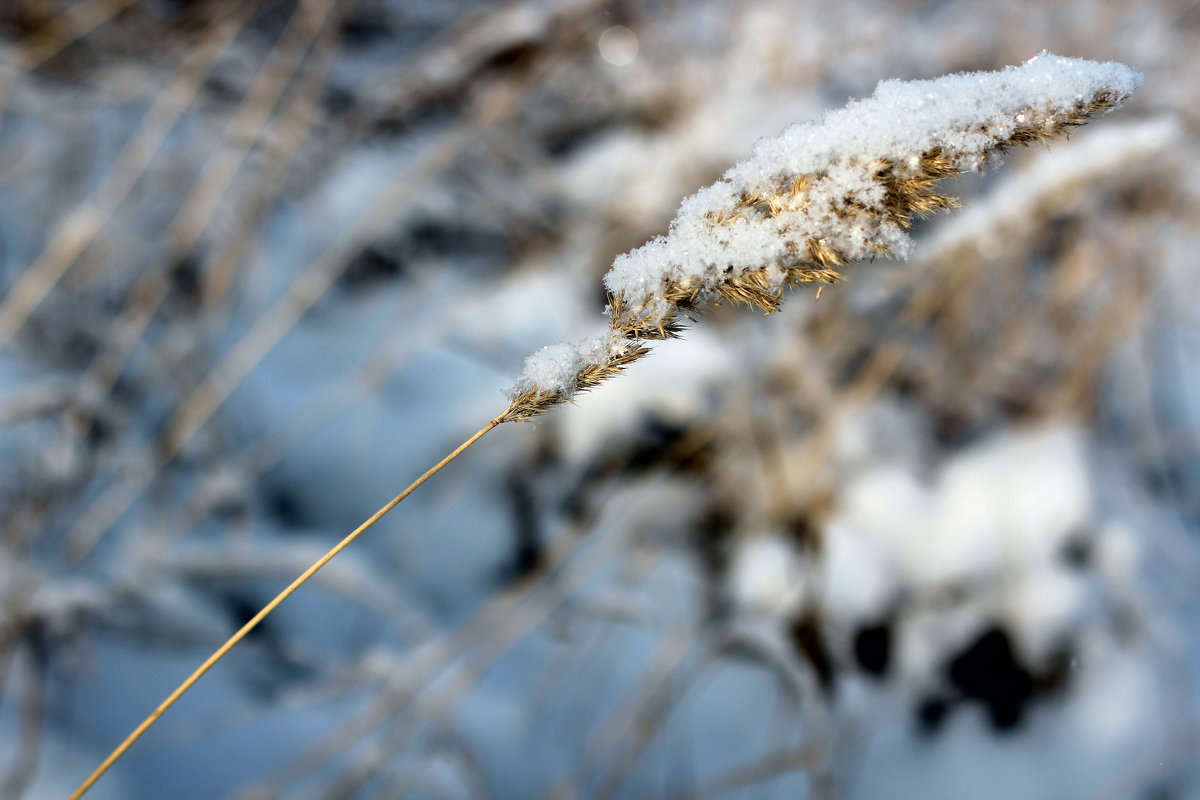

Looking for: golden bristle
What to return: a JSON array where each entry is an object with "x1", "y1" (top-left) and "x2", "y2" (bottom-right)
[
  {"x1": 807, "y1": 237, "x2": 846, "y2": 270},
  {"x1": 716, "y1": 268, "x2": 784, "y2": 314}
]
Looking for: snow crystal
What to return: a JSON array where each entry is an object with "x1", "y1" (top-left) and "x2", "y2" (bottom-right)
[{"x1": 603, "y1": 53, "x2": 1142, "y2": 319}]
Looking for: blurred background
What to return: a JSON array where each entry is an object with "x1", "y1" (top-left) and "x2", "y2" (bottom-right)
[{"x1": 1, "y1": 1, "x2": 1198, "y2": 798}]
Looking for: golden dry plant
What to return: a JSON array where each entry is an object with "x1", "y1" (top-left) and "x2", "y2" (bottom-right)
[
  {"x1": 501, "y1": 53, "x2": 1140, "y2": 422},
  {"x1": 69, "y1": 52, "x2": 1141, "y2": 799}
]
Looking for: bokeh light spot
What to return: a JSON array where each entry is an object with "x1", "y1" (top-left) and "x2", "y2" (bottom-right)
[{"x1": 598, "y1": 25, "x2": 638, "y2": 66}]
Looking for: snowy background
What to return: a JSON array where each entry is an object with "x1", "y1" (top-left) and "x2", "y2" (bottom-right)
[{"x1": 0, "y1": 1, "x2": 1198, "y2": 798}]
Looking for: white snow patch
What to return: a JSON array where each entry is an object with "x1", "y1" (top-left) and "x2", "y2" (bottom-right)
[
  {"x1": 506, "y1": 333, "x2": 616, "y2": 399},
  {"x1": 913, "y1": 425, "x2": 1091, "y2": 584},
  {"x1": 729, "y1": 534, "x2": 806, "y2": 617}
]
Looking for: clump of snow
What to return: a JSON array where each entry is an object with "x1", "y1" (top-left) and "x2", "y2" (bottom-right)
[
  {"x1": 1003, "y1": 564, "x2": 1089, "y2": 663},
  {"x1": 729, "y1": 422, "x2": 1108, "y2": 640},
  {"x1": 729, "y1": 534, "x2": 807, "y2": 617},
  {"x1": 917, "y1": 425, "x2": 1091, "y2": 584},
  {"x1": 821, "y1": 515, "x2": 902, "y2": 621},
  {"x1": 842, "y1": 424, "x2": 1110, "y2": 673},
  {"x1": 505, "y1": 333, "x2": 615, "y2": 401},
  {"x1": 821, "y1": 465, "x2": 931, "y2": 619},
  {"x1": 727, "y1": 415, "x2": 1137, "y2": 729},
  {"x1": 604, "y1": 53, "x2": 1142, "y2": 323},
  {"x1": 733, "y1": 53, "x2": 1141, "y2": 185}
]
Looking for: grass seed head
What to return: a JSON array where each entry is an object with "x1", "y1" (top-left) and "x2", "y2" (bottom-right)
[{"x1": 502, "y1": 54, "x2": 1142, "y2": 423}]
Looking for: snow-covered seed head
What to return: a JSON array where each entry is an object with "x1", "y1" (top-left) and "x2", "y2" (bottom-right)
[
  {"x1": 501, "y1": 54, "x2": 1142, "y2": 424},
  {"x1": 501, "y1": 336, "x2": 650, "y2": 423}
]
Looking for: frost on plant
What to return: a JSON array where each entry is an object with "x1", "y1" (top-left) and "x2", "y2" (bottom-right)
[{"x1": 502, "y1": 53, "x2": 1141, "y2": 422}]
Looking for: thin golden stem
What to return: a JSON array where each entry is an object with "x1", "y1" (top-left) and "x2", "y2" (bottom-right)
[{"x1": 67, "y1": 414, "x2": 504, "y2": 800}]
